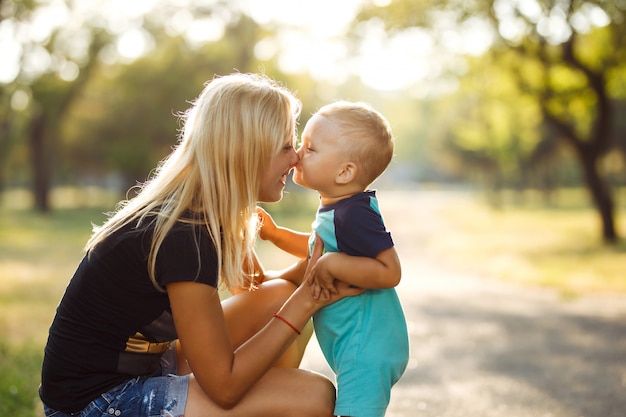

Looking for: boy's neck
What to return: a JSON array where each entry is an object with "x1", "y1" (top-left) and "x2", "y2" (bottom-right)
[{"x1": 319, "y1": 186, "x2": 367, "y2": 206}]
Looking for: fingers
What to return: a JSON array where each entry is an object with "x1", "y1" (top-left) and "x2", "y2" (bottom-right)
[
  {"x1": 303, "y1": 234, "x2": 360, "y2": 302},
  {"x1": 256, "y1": 207, "x2": 277, "y2": 241},
  {"x1": 305, "y1": 235, "x2": 323, "y2": 287},
  {"x1": 255, "y1": 206, "x2": 267, "y2": 222},
  {"x1": 321, "y1": 287, "x2": 331, "y2": 300},
  {"x1": 312, "y1": 282, "x2": 322, "y2": 300}
]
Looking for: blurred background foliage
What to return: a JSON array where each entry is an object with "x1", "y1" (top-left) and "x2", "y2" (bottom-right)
[
  {"x1": 1, "y1": 2, "x2": 626, "y2": 415},
  {"x1": 0, "y1": 0, "x2": 625, "y2": 241}
]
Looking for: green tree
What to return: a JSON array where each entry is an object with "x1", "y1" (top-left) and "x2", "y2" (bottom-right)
[
  {"x1": 357, "y1": 0, "x2": 625, "y2": 243},
  {"x1": 64, "y1": 14, "x2": 285, "y2": 193},
  {"x1": 0, "y1": 0, "x2": 113, "y2": 211},
  {"x1": 0, "y1": 0, "x2": 253, "y2": 211}
]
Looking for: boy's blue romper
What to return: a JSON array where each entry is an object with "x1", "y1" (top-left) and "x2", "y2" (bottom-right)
[{"x1": 311, "y1": 190, "x2": 409, "y2": 417}]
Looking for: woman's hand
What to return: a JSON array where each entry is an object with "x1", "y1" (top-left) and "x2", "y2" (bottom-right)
[{"x1": 304, "y1": 234, "x2": 364, "y2": 303}]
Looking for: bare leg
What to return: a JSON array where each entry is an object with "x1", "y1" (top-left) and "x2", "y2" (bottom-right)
[
  {"x1": 184, "y1": 367, "x2": 335, "y2": 417},
  {"x1": 177, "y1": 279, "x2": 309, "y2": 374},
  {"x1": 226, "y1": 279, "x2": 313, "y2": 367},
  {"x1": 178, "y1": 279, "x2": 334, "y2": 416},
  {"x1": 176, "y1": 279, "x2": 301, "y2": 373}
]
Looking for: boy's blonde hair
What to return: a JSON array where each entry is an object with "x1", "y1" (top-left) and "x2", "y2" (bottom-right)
[
  {"x1": 317, "y1": 100, "x2": 394, "y2": 187},
  {"x1": 86, "y1": 73, "x2": 301, "y2": 291}
]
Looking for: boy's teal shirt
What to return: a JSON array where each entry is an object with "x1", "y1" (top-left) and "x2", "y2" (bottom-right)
[{"x1": 309, "y1": 190, "x2": 409, "y2": 417}]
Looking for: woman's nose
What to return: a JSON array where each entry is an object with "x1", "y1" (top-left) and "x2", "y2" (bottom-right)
[{"x1": 290, "y1": 148, "x2": 300, "y2": 168}]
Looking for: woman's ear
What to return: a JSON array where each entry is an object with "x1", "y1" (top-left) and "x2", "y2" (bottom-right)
[{"x1": 336, "y1": 162, "x2": 357, "y2": 185}]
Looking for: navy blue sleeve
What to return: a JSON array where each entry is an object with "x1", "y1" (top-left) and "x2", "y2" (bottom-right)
[
  {"x1": 155, "y1": 223, "x2": 219, "y2": 288},
  {"x1": 333, "y1": 202, "x2": 394, "y2": 258}
]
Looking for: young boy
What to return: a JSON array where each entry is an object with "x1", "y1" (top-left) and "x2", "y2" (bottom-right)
[{"x1": 258, "y1": 101, "x2": 409, "y2": 417}]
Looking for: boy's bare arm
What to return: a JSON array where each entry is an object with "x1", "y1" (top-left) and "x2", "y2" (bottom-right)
[
  {"x1": 264, "y1": 226, "x2": 310, "y2": 258},
  {"x1": 262, "y1": 257, "x2": 309, "y2": 286},
  {"x1": 257, "y1": 206, "x2": 310, "y2": 258}
]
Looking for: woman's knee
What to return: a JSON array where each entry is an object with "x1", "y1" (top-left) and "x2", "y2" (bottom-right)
[
  {"x1": 262, "y1": 370, "x2": 336, "y2": 417},
  {"x1": 302, "y1": 374, "x2": 336, "y2": 417},
  {"x1": 260, "y1": 278, "x2": 297, "y2": 301},
  {"x1": 186, "y1": 370, "x2": 334, "y2": 417}
]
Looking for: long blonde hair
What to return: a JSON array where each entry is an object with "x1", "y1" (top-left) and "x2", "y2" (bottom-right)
[{"x1": 86, "y1": 73, "x2": 302, "y2": 291}]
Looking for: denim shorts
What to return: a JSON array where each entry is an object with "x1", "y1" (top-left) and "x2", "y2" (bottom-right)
[{"x1": 43, "y1": 344, "x2": 189, "y2": 417}]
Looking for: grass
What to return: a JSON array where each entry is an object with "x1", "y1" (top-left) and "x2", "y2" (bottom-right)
[
  {"x1": 0, "y1": 205, "x2": 109, "y2": 417},
  {"x1": 404, "y1": 187, "x2": 626, "y2": 296},
  {"x1": 0, "y1": 186, "x2": 624, "y2": 416},
  {"x1": 0, "y1": 344, "x2": 44, "y2": 417}
]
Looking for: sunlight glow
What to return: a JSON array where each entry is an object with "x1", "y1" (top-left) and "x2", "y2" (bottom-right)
[
  {"x1": 10, "y1": 89, "x2": 30, "y2": 112},
  {"x1": 242, "y1": 0, "x2": 362, "y2": 85},
  {"x1": 0, "y1": 0, "x2": 490, "y2": 90},
  {"x1": 0, "y1": 23, "x2": 21, "y2": 83},
  {"x1": 494, "y1": 0, "x2": 610, "y2": 45},
  {"x1": 3, "y1": 0, "x2": 611, "y2": 92},
  {"x1": 244, "y1": 0, "x2": 357, "y2": 37},
  {"x1": 21, "y1": 45, "x2": 51, "y2": 81},
  {"x1": 164, "y1": 9, "x2": 194, "y2": 37},
  {"x1": 242, "y1": 0, "x2": 442, "y2": 90},
  {"x1": 186, "y1": 17, "x2": 225, "y2": 47},
  {"x1": 571, "y1": 4, "x2": 610, "y2": 33},
  {"x1": 58, "y1": 60, "x2": 79, "y2": 82},
  {"x1": 451, "y1": 17, "x2": 493, "y2": 56},
  {"x1": 117, "y1": 28, "x2": 153, "y2": 61},
  {"x1": 537, "y1": 7, "x2": 572, "y2": 44},
  {"x1": 30, "y1": 0, "x2": 68, "y2": 43},
  {"x1": 277, "y1": 33, "x2": 350, "y2": 82},
  {"x1": 358, "y1": 26, "x2": 435, "y2": 91}
]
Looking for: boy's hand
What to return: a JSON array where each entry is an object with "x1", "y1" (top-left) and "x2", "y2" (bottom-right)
[
  {"x1": 256, "y1": 206, "x2": 311, "y2": 258},
  {"x1": 256, "y1": 206, "x2": 277, "y2": 242}
]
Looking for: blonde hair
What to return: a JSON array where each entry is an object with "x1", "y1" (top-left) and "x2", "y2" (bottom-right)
[
  {"x1": 86, "y1": 73, "x2": 301, "y2": 291},
  {"x1": 317, "y1": 101, "x2": 394, "y2": 186}
]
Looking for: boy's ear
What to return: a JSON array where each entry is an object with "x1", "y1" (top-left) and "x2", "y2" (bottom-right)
[{"x1": 336, "y1": 162, "x2": 357, "y2": 184}]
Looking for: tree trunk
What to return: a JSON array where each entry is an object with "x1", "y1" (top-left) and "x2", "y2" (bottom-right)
[
  {"x1": 30, "y1": 114, "x2": 50, "y2": 212},
  {"x1": 541, "y1": 93, "x2": 617, "y2": 244},
  {"x1": 578, "y1": 150, "x2": 617, "y2": 243}
]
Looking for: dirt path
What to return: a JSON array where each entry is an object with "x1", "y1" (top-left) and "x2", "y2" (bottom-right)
[{"x1": 300, "y1": 190, "x2": 626, "y2": 417}]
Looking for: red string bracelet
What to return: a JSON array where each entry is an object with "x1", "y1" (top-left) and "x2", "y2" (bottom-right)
[{"x1": 273, "y1": 312, "x2": 301, "y2": 335}]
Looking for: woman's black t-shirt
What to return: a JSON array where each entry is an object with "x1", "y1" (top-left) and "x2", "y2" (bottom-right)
[{"x1": 39, "y1": 218, "x2": 219, "y2": 413}]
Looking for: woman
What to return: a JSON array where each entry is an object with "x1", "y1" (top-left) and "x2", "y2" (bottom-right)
[{"x1": 39, "y1": 73, "x2": 361, "y2": 417}]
